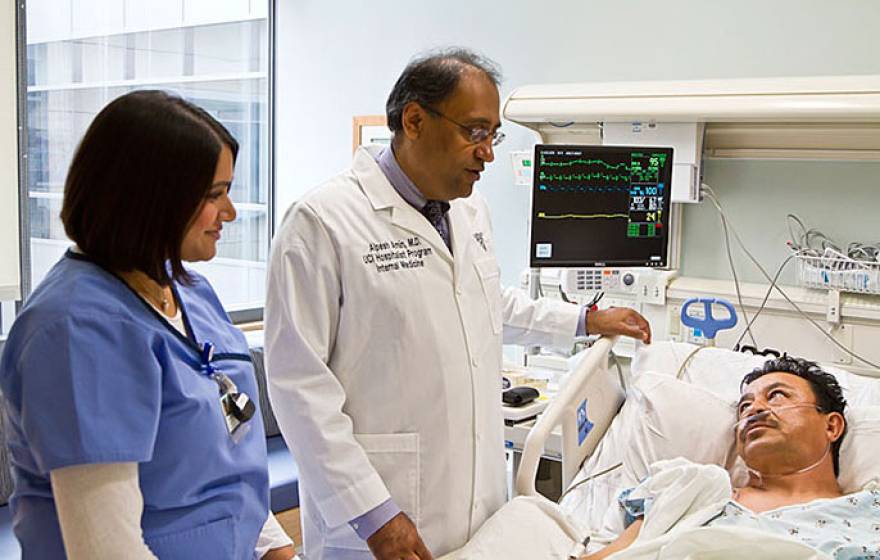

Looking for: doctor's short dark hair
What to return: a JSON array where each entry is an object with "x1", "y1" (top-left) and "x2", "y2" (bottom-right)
[
  {"x1": 385, "y1": 47, "x2": 502, "y2": 134},
  {"x1": 740, "y1": 356, "x2": 847, "y2": 476},
  {"x1": 61, "y1": 90, "x2": 238, "y2": 285}
]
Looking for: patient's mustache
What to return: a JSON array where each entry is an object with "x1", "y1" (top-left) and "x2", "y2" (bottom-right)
[{"x1": 736, "y1": 410, "x2": 777, "y2": 441}]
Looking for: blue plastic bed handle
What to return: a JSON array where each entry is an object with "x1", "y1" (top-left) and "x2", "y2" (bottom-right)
[{"x1": 680, "y1": 298, "x2": 738, "y2": 340}]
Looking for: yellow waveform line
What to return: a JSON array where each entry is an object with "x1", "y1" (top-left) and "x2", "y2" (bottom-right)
[{"x1": 537, "y1": 212, "x2": 629, "y2": 220}]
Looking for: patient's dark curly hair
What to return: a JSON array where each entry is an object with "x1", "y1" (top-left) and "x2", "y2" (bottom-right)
[{"x1": 740, "y1": 356, "x2": 847, "y2": 476}]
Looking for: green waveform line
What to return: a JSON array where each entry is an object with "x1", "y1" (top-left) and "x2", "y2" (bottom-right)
[
  {"x1": 541, "y1": 155, "x2": 666, "y2": 170},
  {"x1": 539, "y1": 172, "x2": 630, "y2": 182},
  {"x1": 537, "y1": 211, "x2": 629, "y2": 220},
  {"x1": 539, "y1": 158, "x2": 629, "y2": 170},
  {"x1": 540, "y1": 161, "x2": 663, "y2": 183}
]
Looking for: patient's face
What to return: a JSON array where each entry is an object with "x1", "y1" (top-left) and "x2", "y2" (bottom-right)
[{"x1": 735, "y1": 372, "x2": 835, "y2": 475}]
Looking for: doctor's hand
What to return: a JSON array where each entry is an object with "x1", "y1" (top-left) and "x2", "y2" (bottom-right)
[
  {"x1": 587, "y1": 307, "x2": 652, "y2": 344},
  {"x1": 367, "y1": 512, "x2": 433, "y2": 560}
]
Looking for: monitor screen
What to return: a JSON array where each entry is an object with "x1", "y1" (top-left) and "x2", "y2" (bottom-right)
[{"x1": 530, "y1": 144, "x2": 674, "y2": 268}]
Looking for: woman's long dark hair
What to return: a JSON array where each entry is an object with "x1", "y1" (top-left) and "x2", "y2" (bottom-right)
[{"x1": 61, "y1": 90, "x2": 238, "y2": 285}]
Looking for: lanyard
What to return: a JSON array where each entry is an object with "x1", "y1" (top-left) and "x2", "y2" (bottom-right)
[
  {"x1": 200, "y1": 341, "x2": 255, "y2": 439},
  {"x1": 201, "y1": 341, "x2": 235, "y2": 393},
  {"x1": 200, "y1": 341, "x2": 217, "y2": 374}
]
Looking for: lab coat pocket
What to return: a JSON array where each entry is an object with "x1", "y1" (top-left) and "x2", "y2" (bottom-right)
[
  {"x1": 355, "y1": 432, "x2": 421, "y2": 525},
  {"x1": 474, "y1": 257, "x2": 503, "y2": 334},
  {"x1": 144, "y1": 516, "x2": 236, "y2": 559},
  {"x1": 322, "y1": 433, "x2": 421, "y2": 553}
]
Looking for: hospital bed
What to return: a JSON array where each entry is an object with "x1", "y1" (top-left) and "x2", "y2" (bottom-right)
[{"x1": 442, "y1": 337, "x2": 880, "y2": 559}]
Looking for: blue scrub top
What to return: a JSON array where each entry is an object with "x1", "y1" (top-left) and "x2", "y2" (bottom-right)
[{"x1": 0, "y1": 251, "x2": 270, "y2": 559}]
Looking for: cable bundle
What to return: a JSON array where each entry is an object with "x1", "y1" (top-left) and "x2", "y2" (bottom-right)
[
  {"x1": 701, "y1": 186, "x2": 880, "y2": 371},
  {"x1": 786, "y1": 214, "x2": 880, "y2": 295}
]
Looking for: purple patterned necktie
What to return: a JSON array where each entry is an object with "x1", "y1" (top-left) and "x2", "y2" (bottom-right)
[{"x1": 421, "y1": 200, "x2": 451, "y2": 252}]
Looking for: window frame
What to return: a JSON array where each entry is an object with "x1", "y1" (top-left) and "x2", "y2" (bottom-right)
[
  {"x1": 14, "y1": 0, "x2": 276, "y2": 326},
  {"x1": 16, "y1": 1, "x2": 30, "y2": 309}
]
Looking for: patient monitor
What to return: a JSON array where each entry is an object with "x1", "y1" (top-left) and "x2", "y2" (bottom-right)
[{"x1": 530, "y1": 144, "x2": 674, "y2": 269}]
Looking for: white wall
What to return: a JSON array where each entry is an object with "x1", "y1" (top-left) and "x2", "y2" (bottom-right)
[
  {"x1": 1, "y1": 0, "x2": 19, "y2": 301},
  {"x1": 275, "y1": 0, "x2": 880, "y2": 287}
]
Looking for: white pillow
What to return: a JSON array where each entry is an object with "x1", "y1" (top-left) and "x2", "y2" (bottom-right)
[
  {"x1": 630, "y1": 342, "x2": 862, "y2": 402},
  {"x1": 847, "y1": 374, "x2": 880, "y2": 407},
  {"x1": 560, "y1": 372, "x2": 737, "y2": 533},
  {"x1": 838, "y1": 406, "x2": 880, "y2": 491},
  {"x1": 620, "y1": 372, "x2": 738, "y2": 484}
]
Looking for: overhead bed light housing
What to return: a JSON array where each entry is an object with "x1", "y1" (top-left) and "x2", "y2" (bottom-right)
[{"x1": 503, "y1": 75, "x2": 880, "y2": 160}]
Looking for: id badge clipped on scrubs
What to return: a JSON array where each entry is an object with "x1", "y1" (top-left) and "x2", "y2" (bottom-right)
[{"x1": 201, "y1": 342, "x2": 256, "y2": 443}]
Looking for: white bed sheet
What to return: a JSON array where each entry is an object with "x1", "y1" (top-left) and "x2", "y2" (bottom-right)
[
  {"x1": 441, "y1": 457, "x2": 831, "y2": 559},
  {"x1": 437, "y1": 495, "x2": 581, "y2": 560}
]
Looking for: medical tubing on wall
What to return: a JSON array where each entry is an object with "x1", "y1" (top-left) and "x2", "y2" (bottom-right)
[
  {"x1": 786, "y1": 213, "x2": 880, "y2": 263},
  {"x1": 732, "y1": 253, "x2": 795, "y2": 349},
  {"x1": 710, "y1": 188, "x2": 759, "y2": 348},
  {"x1": 701, "y1": 186, "x2": 880, "y2": 372}
]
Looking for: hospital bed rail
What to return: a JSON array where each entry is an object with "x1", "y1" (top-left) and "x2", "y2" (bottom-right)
[{"x1": 515, "y1": 336, "x2": 625, "y2": 497}]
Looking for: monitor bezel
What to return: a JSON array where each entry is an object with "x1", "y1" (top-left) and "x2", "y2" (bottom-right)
[{"x1": 529, "y1": 143, "x2": 675, "y2": 269}]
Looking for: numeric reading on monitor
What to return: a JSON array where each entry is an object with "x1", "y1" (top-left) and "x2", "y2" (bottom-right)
[{"x1": 530, "y1": 145, "x2": 674, "y2": 268}]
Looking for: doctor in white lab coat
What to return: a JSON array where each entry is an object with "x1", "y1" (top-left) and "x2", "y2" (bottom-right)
[{"x1": 265, "y1": 48, "x2": 651, "y2": 560}]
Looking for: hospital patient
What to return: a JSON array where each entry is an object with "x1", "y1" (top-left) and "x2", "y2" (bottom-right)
[{"x1": 582, "y1": 357, "x2": 880, "y2": 560}]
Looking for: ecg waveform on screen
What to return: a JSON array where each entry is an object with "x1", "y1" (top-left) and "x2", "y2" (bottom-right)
[
  {"x1": 537, "y1": 152, "x2": 667, "y2": 186},
  {"x1": 538, "y1": 172, "x2": 630, "y2": 183},
  {"x1": 538, "y1": 185, "x2": 630, "y2": 193}
]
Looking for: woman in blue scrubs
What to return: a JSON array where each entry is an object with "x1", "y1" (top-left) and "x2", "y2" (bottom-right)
[{"x1": 0, "y1": 91, "x2": 295, "y2": 559}]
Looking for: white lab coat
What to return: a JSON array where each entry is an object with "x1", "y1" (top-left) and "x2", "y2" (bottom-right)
[{"x1": 265, "y1": 146, "x2": 581, "y2": 559}]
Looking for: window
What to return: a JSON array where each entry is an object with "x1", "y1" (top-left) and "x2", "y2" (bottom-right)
[{"x1": 23, "y1": 0, "x2": 271, "y2": 312}]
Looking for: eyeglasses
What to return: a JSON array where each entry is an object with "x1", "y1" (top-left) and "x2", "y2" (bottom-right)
[{"x1": 422, "y1": 105, "x2": 506, "y2": 147}]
